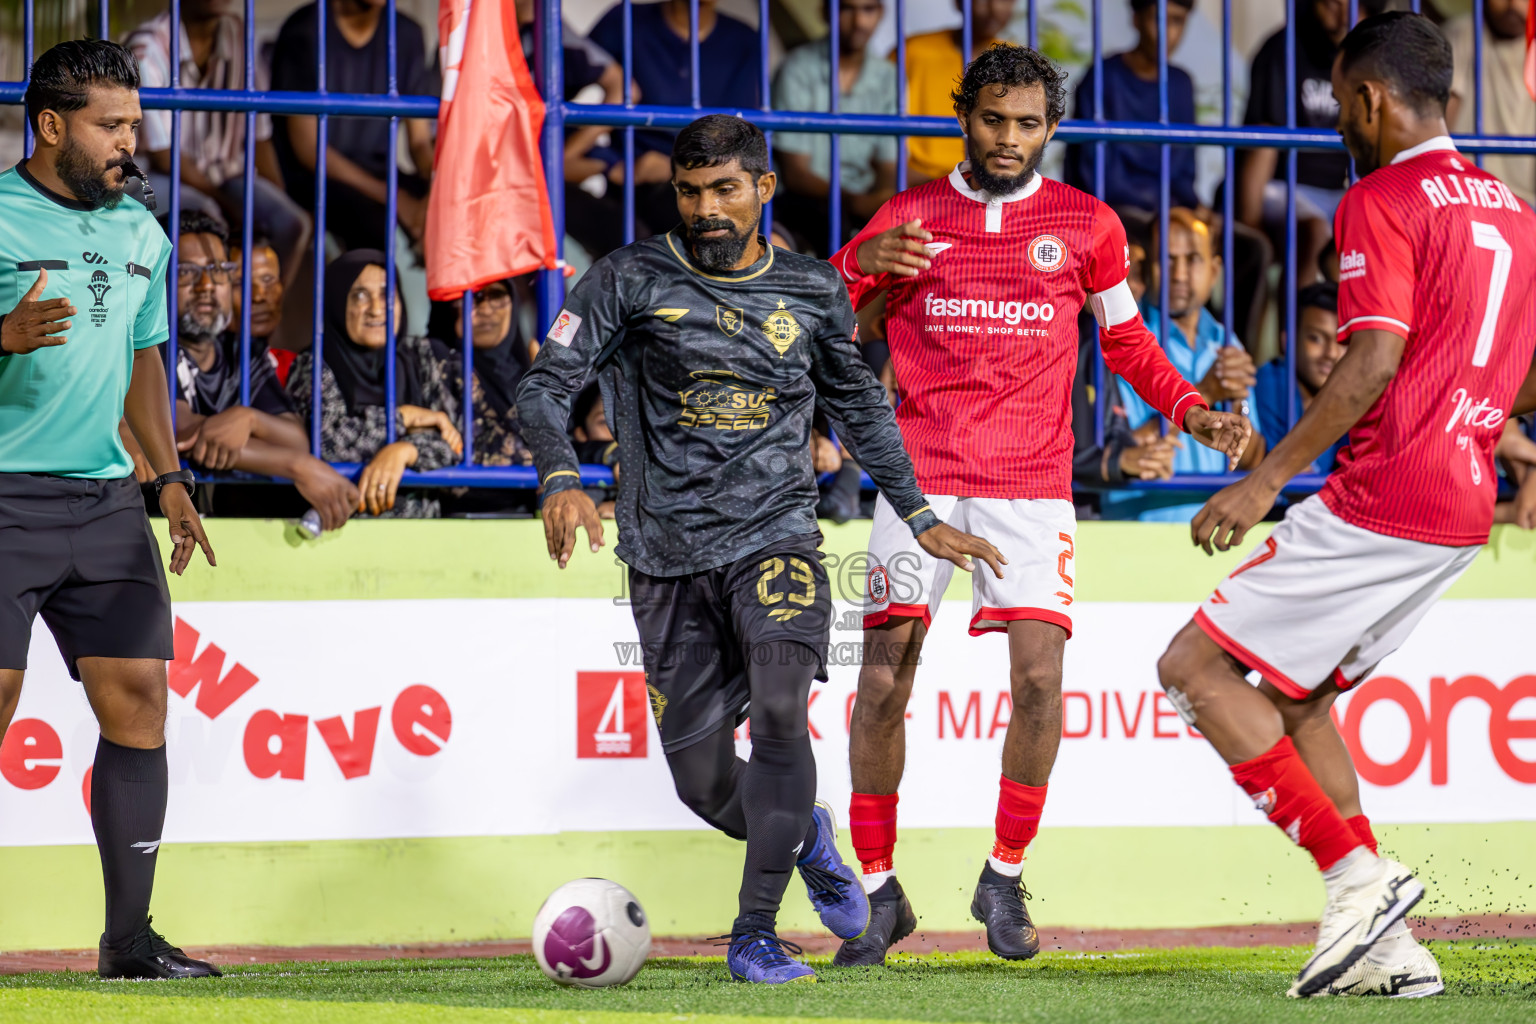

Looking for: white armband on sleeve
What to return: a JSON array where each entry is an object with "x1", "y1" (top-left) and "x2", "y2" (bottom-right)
[{"x1": 1089, "y1": 278, "x2": 1139, "y2": 329}]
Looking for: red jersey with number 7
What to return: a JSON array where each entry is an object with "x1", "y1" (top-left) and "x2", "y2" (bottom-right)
[
  {"x1": 1325, "y1": 137, "x2": 1536, "y2": 546},
  {"x1": 832, "y1": 166, "x2": 1206, "y2": 500}
]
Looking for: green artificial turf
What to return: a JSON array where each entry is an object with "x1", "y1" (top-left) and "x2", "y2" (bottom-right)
[{"x1": 2, "y1": 942, "x2": 1533, "y2": 1024}]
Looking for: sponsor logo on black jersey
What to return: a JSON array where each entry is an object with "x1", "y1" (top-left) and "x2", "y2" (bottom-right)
[{"x1": 676, "y1": 369, "x2": 778, "y2": 430}]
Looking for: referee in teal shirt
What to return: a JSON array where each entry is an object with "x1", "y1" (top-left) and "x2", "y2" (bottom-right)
[{"x1": 0, "y1": 41, "x2": 218, "y2": 980}]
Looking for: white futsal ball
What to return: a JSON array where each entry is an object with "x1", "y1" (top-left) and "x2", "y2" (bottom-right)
[{"x1": 532, "y1": 878, "x2": 651, "y2": 988}]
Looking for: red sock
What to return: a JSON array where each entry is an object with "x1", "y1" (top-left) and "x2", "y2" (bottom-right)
[
  {"x1": 1347, "y1": 814, "x2": 1378, "y2": 855},
  {"x1": 992, "y1": 776, "x2": 1047, "y2": 864},
  {"x1": 1229, "y1": 736, "x2": 1361, "y2": 871},
  {"x1": 849, "y1": 792, "x2": 898, "y2": 875}
]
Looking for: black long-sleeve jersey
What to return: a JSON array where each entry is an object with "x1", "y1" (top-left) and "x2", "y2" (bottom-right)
[{"x1": 517, "y1": 231, "x2": 940, "y2": 577}]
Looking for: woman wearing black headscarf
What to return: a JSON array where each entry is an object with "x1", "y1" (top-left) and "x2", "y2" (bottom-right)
[
  {"x1": 286, "y1": 249, "x2": 464, "y2": 518},
  {"x1": 426, "y1": 278, "x2": 533, "y2": 466}
]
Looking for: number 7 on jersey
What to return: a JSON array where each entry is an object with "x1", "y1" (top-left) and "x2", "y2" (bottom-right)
[{"x1": 1470, "y1": 221, "x2": 1511, "y2": 368}]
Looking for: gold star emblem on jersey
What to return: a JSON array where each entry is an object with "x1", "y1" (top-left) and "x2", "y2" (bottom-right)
[
  {"x1": 761, "y1": 299, "x2": 802, "y2": 357},
  {"x1": 715, "y1": 306, "x2": 744, "y2": 337}
]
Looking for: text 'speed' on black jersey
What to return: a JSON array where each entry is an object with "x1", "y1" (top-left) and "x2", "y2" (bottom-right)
[{"x1": 516, "y1": 232, "x2": 940, "y2": 577}]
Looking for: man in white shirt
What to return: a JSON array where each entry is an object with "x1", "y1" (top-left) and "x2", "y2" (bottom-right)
[
  {"x1": 125, "y1": 0, "x2": 311, "y2": 284},
  {"x1": 1445, "y1": 0, "x2": 1536, "y2": 207}
]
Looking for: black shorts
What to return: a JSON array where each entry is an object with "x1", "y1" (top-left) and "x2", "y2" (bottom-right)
[
  {"x1": 0, "y1": 474, "x2": 174, "y2": 681},
  {"x1": 629, "y1": 532, "x2": 832, "y2": 754}
]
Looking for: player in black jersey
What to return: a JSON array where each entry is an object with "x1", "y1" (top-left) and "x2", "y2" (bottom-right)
[{"x1": 518, "y1": 116, "x2": 1002, "y2": 984}]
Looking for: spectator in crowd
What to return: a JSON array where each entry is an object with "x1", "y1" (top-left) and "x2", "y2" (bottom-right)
[
  {"x1": 772, "y1": 0, "x2": 898, "y2": 254},
  {"x1": 1317, "y1": 236, "x2": 1339, "y2": 283},
  {"x1": 1253, "y1": 282, "x2": 1345, "y2": 474},
  {"x1": 1446, "y1": 0, "x2": 1536, "y2": 208},
  {"x1": 517, "y1": 0, "x2": 621, "y2": 114},
  {"x1": 1070, "y1": 247, "x2": 1174, "y2": 506},
  {"x1": 904, "y1": 0, "x2": 1016, "y2": 183},
  {"x1": 515, "y1": 0, "x2": 638, "y2": 259},
  {"x1": 155, "y1": 211, "x2": 359, "y2": 530},
  {"x1": 1125, "y1": 238, "x2": 1148, "y2": 304},
  {"x1": 588, "y1": 0, "x2": 762, "y2": 234},
  {"x1": 770, "y1": 222, "x2": 811, "y2": 256},
  {"x1": 270, "y1": 0, "x2": 435, "y2": 253},
  {"x1": 1494, "y1": 417, "x2": 1536, "y2": 528},
  {"x1": 230, "y1": 237, "x2": 296, "y2": 384},
  {"x1": 1101, "y1": 208, "x2": 1266, "y2": 522},
  {"x1": 1065, "y1": 0, "x2": 1201, "y2": 217},
  {"x1": 286, "y1": 250, "x2": 465, "y2": 519},
  {"x1": 810, "y1": 412, "x2": 863, "y2": 524},
  {"x1": 426, "y1": 279, "x2": 534, "y2": 467},
  {"x1": 1238, "y1": 1, "x2": 1380, "y2": 284},
  {"x1": 571, "y1": 383, "x2": 619, "y2": 519},
  {"x1": 1070, "y1": 343, "x2": 1176, "y2": 501},
  {"x1": 168, "y1": 213, "x2": 290, "y2": 426},
  {"x1": 125, "y1": 0, "x2": 311, "y2": 286},
  {"x1": 1065, "y1": 0, "x2": 1273, "y2": 345}
]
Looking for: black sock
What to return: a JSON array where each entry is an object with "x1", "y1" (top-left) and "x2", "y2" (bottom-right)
[
  {"x1": 734, "y1": 733, "x2": 816, "y2": 935},
  {"x1": 91, "y1": 737, "x2": 167, "y2": 948}
]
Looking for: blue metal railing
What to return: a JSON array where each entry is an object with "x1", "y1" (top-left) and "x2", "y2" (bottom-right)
[
  {"x1": 2, "y1": 0, "x2": 1523, "y2": 500},
  {"x1": 534, "y1": 0, "x2": 1523, "y2": 500}
]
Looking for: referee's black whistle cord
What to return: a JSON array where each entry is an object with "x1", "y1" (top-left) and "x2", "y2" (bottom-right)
[{"x1": 123, "y1": 158, "x2": 155, "y2": 210}]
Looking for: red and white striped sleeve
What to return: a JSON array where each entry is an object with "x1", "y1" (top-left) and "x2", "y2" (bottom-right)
[
  {"x1": 829, "y1": 198, "x2": 902, "y2": 311},
  {"x1": 1333, "y1": 185, "x2": 1414, "y2": 343},
  {"x1": 1085, "y1": 203, "x2": 1208, "y2": 428}
]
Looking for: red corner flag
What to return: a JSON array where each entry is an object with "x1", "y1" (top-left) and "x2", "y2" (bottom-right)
[
  {"x1": 1526, "y1": 0, "x2": 1536, "y2": 100},
  {"x1": 426, "y1": 0, "x2": 557, "y2": 301}
]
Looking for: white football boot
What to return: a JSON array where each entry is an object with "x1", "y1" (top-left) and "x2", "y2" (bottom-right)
[
  {"x1": 1316, "y1": 921, "x2": 1444, "y2": 998},
  {"x1": 1290, "y1": 853, "x2": 1425, "y2": 998}
]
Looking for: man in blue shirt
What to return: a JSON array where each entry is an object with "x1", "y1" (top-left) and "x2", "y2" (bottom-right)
[
  {"x1": 1102, "y1": 209, "x2": 1267, "y2": 522},
  {"x1": 589, "y1": 0, "x2": 762, "y2": 235},
  {"x1": 1065, "y1": 0, "x2": 1274, "y2": 347},
  {"x1": 1253, "y1": 281, "x2": 1346, "y2": 474},
  {"x1": 1064, "y1": 0, "x2": 1199, "y2": 213}
]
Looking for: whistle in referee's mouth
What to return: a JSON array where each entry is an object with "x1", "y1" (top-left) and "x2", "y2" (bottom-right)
[{"x1": 121, "y1": 158, "x2": 155, "y2": 211}]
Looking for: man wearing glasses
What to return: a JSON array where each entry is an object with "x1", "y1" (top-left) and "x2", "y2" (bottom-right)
[{"x1": 148, "y1": 209, "x2": 358, "y2": 531}]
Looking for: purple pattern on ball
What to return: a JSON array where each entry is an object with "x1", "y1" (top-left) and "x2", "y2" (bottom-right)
[{"x1": 544, "y1": 905, "x2": 612, "y2": 979}]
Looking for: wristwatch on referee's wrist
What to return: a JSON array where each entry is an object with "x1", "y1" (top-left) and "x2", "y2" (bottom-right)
[{"x1": 152, "y1": 469, "x2": 196, "y2": 501}]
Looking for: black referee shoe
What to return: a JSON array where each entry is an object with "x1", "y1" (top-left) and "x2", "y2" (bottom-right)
[
  {"x1": 971, "y1": 863, "x2": 1040, "y2": 961},
  {"x1": 833, "y1": 877, "x2": 918, "y2": 967},
  {"x1": 98, "y1": 917, "x2": 222, "y2": 980}
]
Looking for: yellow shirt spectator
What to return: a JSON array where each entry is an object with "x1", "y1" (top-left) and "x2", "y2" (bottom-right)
[{"x1": 901, "y1": 29, "x2": 1002, "y2": 182}]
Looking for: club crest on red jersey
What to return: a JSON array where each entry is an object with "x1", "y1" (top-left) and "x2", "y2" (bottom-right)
[
  {"x1": 867, "y1": 565, "x2": 889, "y2": 605},
  {"x1": 1027, "y1": 234, "x2": 1068, "y2": 273}
]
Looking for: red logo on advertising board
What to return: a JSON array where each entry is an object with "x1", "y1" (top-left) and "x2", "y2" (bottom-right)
[{"x1": 577, "y1": 672, "x2": 648, "y2": 758}]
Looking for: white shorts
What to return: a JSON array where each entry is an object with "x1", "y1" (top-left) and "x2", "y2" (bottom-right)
[
  {"x1": 862, "y1": 494, "x2": 1078, "y2": 638},
  {"x1": 1194, "y1": 495, "x2": 1479, "y2": 698}
]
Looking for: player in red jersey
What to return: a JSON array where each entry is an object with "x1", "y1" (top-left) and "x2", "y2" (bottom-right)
[
  {"x1": 826, "y1": 44, "x2": 1253, "y2": 965},
  {"x1": 1158, "y1": 13, "x2": 1536, "y2": 999}
]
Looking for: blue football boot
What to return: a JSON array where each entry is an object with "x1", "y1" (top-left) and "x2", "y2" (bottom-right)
[
  {"x1": 726, "y1": 932, "x2": 817, "y2": 984},
  {"x1": 797, "y1": 800, "x2": 871, "y2": 940}
]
